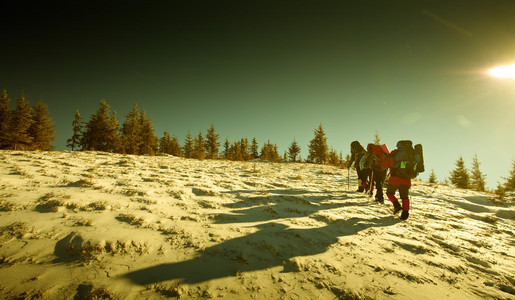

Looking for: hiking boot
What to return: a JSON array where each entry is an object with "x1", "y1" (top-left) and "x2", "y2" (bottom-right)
[
  {"x1": 357, "y1": 187, "x2": 364, "y2": 192},
  {"x1": 393, "y1": 201, "x2": 402, "y2": 215},
  {"x1": 375, "y1": 197, "x2": 384, "y2": 204},
  {"x1": 400, "y1": 210, "x2": 409, "y2": 220}
]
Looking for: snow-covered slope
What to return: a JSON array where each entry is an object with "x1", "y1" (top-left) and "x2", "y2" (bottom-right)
[{"x1": 0, "y1": 151, "x2": 513, "y2": 299}]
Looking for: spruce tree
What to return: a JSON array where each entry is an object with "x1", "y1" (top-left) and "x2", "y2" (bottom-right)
[
  {"x1": 107, "y1": 111, "x2": 121, "y2": 153},
  {"x1": 83, "y1": 99, "x2": 112, "y2": 151},
  {"x1": 261, "y1": 140, "x2": 280, "y2": 161},
  {"x1": 428, "y1": 169, "x2": 437, "y2": 184},
  {"x1": 505, "y1": 159, "x2": 515, "y2": 192},
  {"x1": 8, "y1": 92, "x2": 34, "y2": 150},
  {"x1": 373, "y1": 131, "x2": 381, "y2": 145},
  {"x1": 170, "y1": 134, "x2": 183, "y2": 157},
  {"x1": 120, "y1": 104, "x2": 142, "y2": 155},
  {"x1": 260, "y1": 141, "x2": 271, "y2": 161},
  {"x1": 193, "y1": 131, "x2": 206, "y2": 160},
  {"x1": 28, "y1": 99, "x2": 56, "y2": 150},
  {"x1": 495, "y1": 182, "x2": 506, "y2": 198},
  {"x1": 307, "y1": 124, "x2": 328, "y2": 164},
  {"x1": 183, "y1": 131, "x2": 194, "y2": 158},
  {"x1": 139, "y1": 110, "x2": 158, "y2": 155},
  {"x1": 250, "y1": 137, "x2": 259, "y2": 159},
  {"x1": 449, "y1": 156, "x2": 470, "y2": 189},
  {"x1": 240, "y1": 138, "x2": 250, "y2": 161},
  {"x1": 470, "y1": 154, "x2": 487, "y2": 192},
  {"x1": 229, "y1": 141, "x2": 243, "y2": 161},
  {"x1": 343, "y1": 153, "x2": 352, "y2": 168},
  {"x1": 205, "y1": 124, "x2": 220, "y2": 159},
  {"x1": 288, "y1": 139, "x2": 301, "y2": 162},
  {"x1": 159, "y1": 129, "x2": 173, "y2": 154},
  {"x1": 0, "y1": 90, "x2": 11, "y2": 149},
  {"x1": 223, "y1": 138, "x2": 230, "y2": 159},
  {"x1": 67, "y1": 109, "x2": 84, "y2": 151},
  {"x1": 328, "y1": 147, "x2": 339, "y2": 166}
]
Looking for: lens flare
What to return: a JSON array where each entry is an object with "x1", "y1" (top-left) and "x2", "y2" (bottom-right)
[{"x1": 488, "y1": 63, "x2": 515, "y2": 79}]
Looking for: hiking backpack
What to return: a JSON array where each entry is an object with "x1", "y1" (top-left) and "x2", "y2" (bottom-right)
[
  {"x1": 392, "y1": 140, "x2": 425, "y2": 179},
  {"x1": 360, "y1": 143, "x2": 389, "y2": 170}
]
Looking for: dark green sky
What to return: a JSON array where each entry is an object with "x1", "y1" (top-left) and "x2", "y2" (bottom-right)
[{"x1": 2, "y1": 1, "x2": 515, "y2": 187}]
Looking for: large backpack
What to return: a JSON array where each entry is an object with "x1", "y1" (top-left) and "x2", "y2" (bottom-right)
[
  {"x1": 361, "y1": 143, "x2": 389, "y2": 170},
  {"x1": 392, "y1": 140, "x2": 425, "y2": 179}
]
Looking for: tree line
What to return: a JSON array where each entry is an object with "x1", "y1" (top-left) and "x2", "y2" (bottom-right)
[
  {"x1": 428, "y1": 154, "x2": 515, "y2": 197},
  {"x1": 67, "y1": 99, "x2": 344, "y2": 165},
  {"x1": 0, "y1": 90, "x2": 55, "y2": 150}
]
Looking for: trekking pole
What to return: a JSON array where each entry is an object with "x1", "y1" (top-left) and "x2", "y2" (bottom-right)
[
  {"x1": 347, "y1": 167, "x2": 350, "y2": 190},
  {"x1": 369, "y1": 170, "x2": 374, "y2": 197}
]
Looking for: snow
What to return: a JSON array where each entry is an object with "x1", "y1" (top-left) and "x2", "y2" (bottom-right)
[{"x1": 0, "y1": 150, "x2": 514, "y2": 299}]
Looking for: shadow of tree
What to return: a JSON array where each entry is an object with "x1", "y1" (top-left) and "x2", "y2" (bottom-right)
[{"x1": 121, "y1": 216, "x2": 399, "y2": 285}]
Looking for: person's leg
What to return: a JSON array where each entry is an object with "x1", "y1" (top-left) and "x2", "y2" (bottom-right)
[
  {"x1": 386, "y1": 184, "x2": 402, "y2": 214},
  {"x1": 356, "y1": 166, "x2": 364, "y2": 192},
  {"x1": 374, "y1": 170, "x2": 385, "y2": 202},
  {"x1": 362, "y1": 169, "x2": 371, "y2": 192},
  {"x1": 398, "y1": 185, "x2": 410, "y2": 220}
]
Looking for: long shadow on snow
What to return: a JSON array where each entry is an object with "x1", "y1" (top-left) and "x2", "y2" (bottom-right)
[
  {"x1": 121, "y1": 216, "x2": 399, "y2": 285},
  {"x1": 215, "y1": 189, "x2": 371, "y2": 224},
  {"x1": 215, "y1": 200, "x2": 370, "y2": 224}
]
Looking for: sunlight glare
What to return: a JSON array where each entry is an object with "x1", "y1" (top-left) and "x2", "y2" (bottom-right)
[{"x1": 488, "y1": 63, "x2": 515, "y2": 79}]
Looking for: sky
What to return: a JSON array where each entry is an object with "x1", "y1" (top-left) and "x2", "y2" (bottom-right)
[{"x1": 2, "y1": 0, "x2": 515, "y2": 188}]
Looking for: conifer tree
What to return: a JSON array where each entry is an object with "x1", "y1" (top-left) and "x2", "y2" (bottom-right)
[
  {"x1": 8, "y1": 92, "x2": 34, "y2": 150},
  {"x1": 139, "y1": 110, "x2": 158, "y2": 155},
  {"x1": 229, "y1": 141, "x2": 243, "y2": 161},
  {"x1": 495, "y1": 182, "x2": 506, "y2": 198},
  {"x1": 505, "y1": 159, "x2": 515, "y2": 192},
  {"x1": 205, "y1": 124, "x2": 220, "y2": 159},
  {"x1": 328, "y1": 147, "x2": 339, "y2": 166},
  {"x1": 170, "y1": 134, "x2": 183, "y2": 157},
  {"x1": 183, "y1": 131, "x2": 194, "y2": 158},
  {"x1": 240, "y1": 138, "x2": 250, "y2": 161},
  {"x1": 223, "y1": 138, "x2": 230, "y2": 159},
  {"x1": 159, "y1": 129, "x2": 173, "y2": 154},
  {"x1": 428, "y1": 169, "x2": 437, "y2": 184},
  {"x1": 120, "y1": 104, "x2": 142, "y2": 155},
  {"x1": 82, "y1": 99, "x2": 112, "y2": 151},
  {"x1": 28, "y1": 99, "x2": 56, "y2": 150},
  {"x1": 261, "y1": 140, "x2": 280, "y2": 161},
  {"x1": 250, "y1": 137, "x2": 259, "y2": 159},
  {"x1": 449, "y1": 156, "x2": 470, "y2": 189},
  {"x1": 0, "y1": 89, "x2": 11, "y2": 149},
  {"x1": 470, "y1": 154, "x2": 487, "y2": 192},
  {"x1": 107, "y1": 110, "x2": 121, "y2": 153},
  {"x1": 193, "y1": 131, "x2": 206, "y2": 160},
  {"x1": 307, "y1": 124, "x2": 328, "y2": 164},
  {"x1": 344, "y1": 153, "x2": 352, "y2": 168},
  {"x1": 288, "y1": 139, "x2": 301, "y2": 162},
  {"x1": 67, "y1": 109, "x2": 84, "y2": 151},
  {"x1": 373, "y1": 131, "x2": 381, "y2": 145}
]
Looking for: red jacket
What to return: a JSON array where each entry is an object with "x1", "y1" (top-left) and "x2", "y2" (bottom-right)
[{"x1": 381, "y1": 150, "x2": 411, "y2": 187}]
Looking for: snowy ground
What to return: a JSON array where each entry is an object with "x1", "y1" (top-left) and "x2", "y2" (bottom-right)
[{"x1": 0, "y1": 151, "x2": 514, "y2": 299}]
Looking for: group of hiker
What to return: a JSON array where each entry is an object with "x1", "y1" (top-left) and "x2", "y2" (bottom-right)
[{"x1": 349, "y1": 140, "x2": 424, "y2": 221}]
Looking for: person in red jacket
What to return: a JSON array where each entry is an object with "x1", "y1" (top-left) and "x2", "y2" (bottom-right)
[{"x1": 381, "y1": 149, "x2": 411, "y2": 220}]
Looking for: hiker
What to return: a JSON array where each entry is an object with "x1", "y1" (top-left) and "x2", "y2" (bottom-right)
[
  {"x1": 349, "y1": 141, "x2": 370, "y2": 192},
  {"x1": 361, "y1": 143, "x2": 389, "y2": 203},
  {"x1": 381, "y1": 140, "x2": 424, "y2": 221}
]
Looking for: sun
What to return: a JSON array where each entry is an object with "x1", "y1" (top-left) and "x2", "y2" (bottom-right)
[{"x1": 488, "y1": 63, "x2": 515, "y2": 79}]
